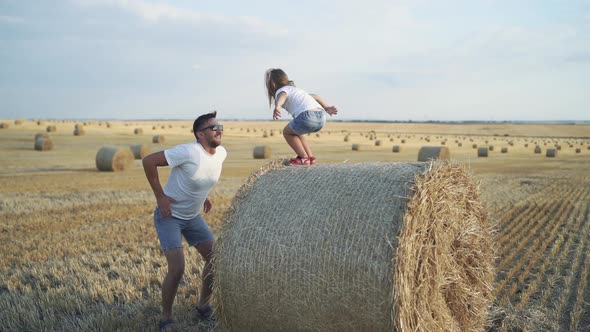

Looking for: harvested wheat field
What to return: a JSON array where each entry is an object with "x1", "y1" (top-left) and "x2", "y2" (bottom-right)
[{"x1": 1, "y1": 119, "x2": 589, "y2": 331}]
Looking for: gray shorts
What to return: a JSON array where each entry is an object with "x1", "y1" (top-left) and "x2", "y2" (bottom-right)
[
  {"x1": 289, "y1": 110, "x2": 326, "y2": 135},
  {"x1": 153, "y1": 208, "x2": 215, "y2": 251}
]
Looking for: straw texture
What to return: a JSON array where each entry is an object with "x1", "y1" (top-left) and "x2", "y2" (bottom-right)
[
  {"x1": 214, "y1": 160, "x2": 494, "y2": 332},
  {"x1": 417, "y1": 146, "x2": 450, "y2": 161}
]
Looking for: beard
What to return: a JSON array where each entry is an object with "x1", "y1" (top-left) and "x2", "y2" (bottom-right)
[{"x1": 206, "y1": 134, "x2": 221, "y2": 148}]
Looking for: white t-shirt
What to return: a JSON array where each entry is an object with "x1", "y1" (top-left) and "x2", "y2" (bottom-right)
[
  {"x1": 164, "y1": 141, "x2": 227, "y2": 220},
  {"x1": 275, "y1": 85, "x2": 323, "y2": 119}
]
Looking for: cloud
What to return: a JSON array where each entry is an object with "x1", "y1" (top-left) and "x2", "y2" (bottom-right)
[{"x1": 71, "y1": 0, "x2": 287, "y2": 35}]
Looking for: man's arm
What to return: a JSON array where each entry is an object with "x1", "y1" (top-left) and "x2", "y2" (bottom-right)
[{"x1": 142, "y1": 151, "x2": 175, "y2": 217}]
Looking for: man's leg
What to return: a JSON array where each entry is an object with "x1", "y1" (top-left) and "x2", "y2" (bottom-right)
[
  {"x1": 162, "y1": 248, "x2": 185, "y2": 321},
  {"x1": 195, "y1": 240, "x2": 214, "y2": 310}
]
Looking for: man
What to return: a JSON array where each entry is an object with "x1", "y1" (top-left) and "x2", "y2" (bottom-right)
[{"x1": 142, "y1": 111, "x2": 226, "y2": 331}]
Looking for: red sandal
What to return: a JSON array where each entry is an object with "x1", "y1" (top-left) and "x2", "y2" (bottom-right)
[{"x1": 289, "y1": 156, "x2": 310, "y2": 166}]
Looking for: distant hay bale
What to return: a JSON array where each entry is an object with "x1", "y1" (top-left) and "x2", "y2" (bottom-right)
[
  {"x1": 478, "y1": 147, "x2": 488, "y2": 157},
  {"x1": 501, "y1": 147, "x2": 508, "y2": 153},
  {"x1": 73, "y1": 127, "x2": 85, "y2": 136},
  {"x1": 575, "y1": 148, "x2": 581, "y2": 153},
  {"x1": 344, "y1": 135, "x2": 349, "y2": 142},
  {"x1": 457, "y1": 142, "x2": 463, "y2": 147},
  {"x1": 534, "y1": 146, "x2": 542, "y2": 154},
  {"x1": 546, "y1": 148, "x2": 557, "y2": 158},
  {"x1": 14, "y1": 119, "x2": 23, "y2": 125},
  {"x1": 253, "y1": 145, "x2": 271, "y2": 159},
  {"x1": 34, "y1": 137, "x2": 53, "y2": 151},
  {"x1": 375, "y1": 140, "x2": 381, "y2": 146},
  {"x1": 152, "y1": 126, "x2": 157, "y2": 130},
  {"x1": 34, "y1": 133, "x2": 49, "y2": 140},
  {"x1": 96, "y1": 146, "x2": 135, "y2": 171},
  {"x1": 263, "y1": 131, "x2": 269, "y2": 138},
  {"x1": 392, "y1": 145, "x2": 400, "y2": 153},
  {"x1": 0, "y1": 122, "x2": 9, "y2": 129},
  {"x1": 488, "y1": 145, "x2": 494, "y2": 151},
  {"x1": 401, "y1": 139, "x2": 406, "y2": 144},
  {"x1": 129, "y1": 144, "x2": 151, "y2": 160},
  {"x1": 46, "y1": 125, "x2": 57, "y2": 132},
  {"x1": 134, "y1": 128, "x2": 143, "y2": 135},
  {"x1": 215, "y1": 160, "x2": 494, "y2": 332},
  {"x1": 152, "y1": 135, "x2": 165, "y2": 144},
  {"x1": 472, "y1": 144, "x2": 478, "y2": 149},
  {"x1": 352, "y1": 144, "x2": 360, "y2": 151},
  {"x1": 417, "y1": 146, "x2": 450, "y2": 161}
]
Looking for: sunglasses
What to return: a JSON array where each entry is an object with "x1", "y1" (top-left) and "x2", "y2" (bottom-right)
[{"x1": 199, "y1": 124, "x2": 224, "y2": 132}]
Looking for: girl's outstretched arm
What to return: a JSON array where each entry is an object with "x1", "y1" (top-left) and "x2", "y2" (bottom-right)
[
  {"x1": 310, "y1": 94, "x2": 338, "y2": 116},
  {"x1": 273, "y1": 91, "x2": 287, "y2": 120}
]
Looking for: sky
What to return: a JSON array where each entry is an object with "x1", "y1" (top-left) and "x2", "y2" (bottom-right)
[{"x1": 1, "y1": 0, "x2": 589, "y2": 121}]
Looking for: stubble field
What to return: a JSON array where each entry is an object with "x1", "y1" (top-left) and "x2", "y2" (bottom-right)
[{"x1": 0, "y1": 118, "x2": 589, "y2": 331}]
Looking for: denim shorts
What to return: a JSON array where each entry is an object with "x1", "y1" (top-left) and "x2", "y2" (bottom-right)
[
  {"x1": 289, "y1": 110, "x2": 326, "y2": 135},
  {"x1": 153, "y1": 208, "x2": 215, "y2": 251}
]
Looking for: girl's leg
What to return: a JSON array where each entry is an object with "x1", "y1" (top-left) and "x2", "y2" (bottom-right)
[
  {"x1": 283, "y1": 125, "x2": 308, "y2": 158},
  {"x1": 298, "y1": 134, "x2": 313, "y2": 158}
]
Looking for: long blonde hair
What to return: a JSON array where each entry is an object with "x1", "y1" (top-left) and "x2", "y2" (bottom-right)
[{"x1": 265, "y1": 68, "x2": 290, "y2": 107}]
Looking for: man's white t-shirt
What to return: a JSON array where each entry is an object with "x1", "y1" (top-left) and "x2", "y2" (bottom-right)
[
  {"x1": 163, "y1": 141, "x2": 227, "y2": 220},
  {"x1": 275, "y1": 85, "x2": 322, "y2": 119}
]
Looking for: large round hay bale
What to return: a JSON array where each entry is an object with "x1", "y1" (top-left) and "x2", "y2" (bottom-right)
[
  {"x1": 0, "y1": 122, "x2": 10, "y2": 129},
  {"x1": 417, "y1": 146, "x2": 450, "y2": 161},
  {"x1": 96, "y1": 146, "x2": 135, "y2": 171},
  {"x1": 375, "y1": 140, "x2": 382, "y2": 146},
  {"x1": 344, "y1": 135, "x2": 349, "y2": 142},
  {"x1": 46, "y1": 125, "x2": 57, "y2": 132},
  {"x1": 576, "y1": 148, "x2": 581, "y2": 153},
  {"x1": 477, "y1": 147, "x2": 488, "y2": 157},
  {"x1": 392, "y1": 145, "x2": 400, "y2": 153},
  {"x1": 134, "y1": 128, "x2": 143, "y2": 135},
  {"x1": 34, "y1": 137, "x2": 53, "y2": 151},
  {"x1": 253, "y1": 145, "x2": 271, "y2": 159},
  {"x1": 546, "y1": 148, "x2": 557, "y2": 158},
  {"x1": 215, "y1": 160, "x2": 494, "y2": 332},
  {"x1": 501, "y1": 147, "x2": 508, "y2": 153},
  {"x1": 129, "y1": 144, "x2": 151, "y2": 160},
  {"x1": 352, "y1": 143, "x2": 360, "y2": 151},
  {"x1": 152, "y1": 135, "x2": 165, "y2": 144},
  {"x1": 14, "y1": 119, "x2": 23, "y2": 125}
]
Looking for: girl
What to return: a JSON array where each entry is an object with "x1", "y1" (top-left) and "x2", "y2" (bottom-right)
[{"x1": 265, "y1": 68, "x2": 338, "y2": 165}]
